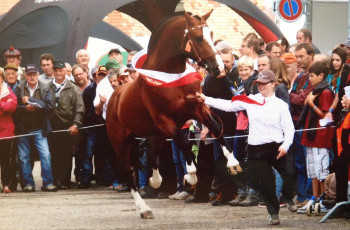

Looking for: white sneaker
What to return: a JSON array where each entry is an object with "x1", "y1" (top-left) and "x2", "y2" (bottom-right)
[
  {"x1": 174, "y1": 191, "x2": 190, "y2": 200},
  {"x1": 319, "y1": 201, "x2": 329, "y2": 213},
  {"x1": 297, "y1": 199, "x2": 315, "y2": 214},
  {"x1": 169, "y1": 191, "x2": 181, "y2": 200}
]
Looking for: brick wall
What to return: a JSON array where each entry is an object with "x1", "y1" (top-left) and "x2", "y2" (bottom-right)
[{"x1": 1, "y1": 0, "x2": 270, "y2": 53}]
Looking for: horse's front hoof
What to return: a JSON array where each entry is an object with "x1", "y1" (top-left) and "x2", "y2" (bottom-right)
[
  {"x1": 227, "y1": 165, "x2": 242, "y2": 175},
  {"x1": 228, "y1": 166, "x2": 237, "y2": 175},
  {"x1": 235, "y1": 164, "x2": 243, "y2": 173},
  {"x1": 149, "y1": 177, "x2": 162, "y2": 189},
  {"x1": 140, "y1": 210, "x2": 154, "y2": 219}
]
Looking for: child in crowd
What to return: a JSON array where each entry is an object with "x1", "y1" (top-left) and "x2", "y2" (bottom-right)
[{"x1": 298, "y1": 61, "x2": 334, "y2": 214}]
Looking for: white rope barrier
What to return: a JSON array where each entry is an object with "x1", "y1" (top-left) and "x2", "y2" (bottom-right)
[
  {"x1": 0, "y1": 124, "x2": 105, "y2": 141},
  {"x1": 0, "y1": 123, "x2": 335, "y2": 141}
]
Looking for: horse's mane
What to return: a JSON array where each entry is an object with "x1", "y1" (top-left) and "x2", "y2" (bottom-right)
[{"x1": 147, "y1": 11, "x2": 201, "y2": 53}]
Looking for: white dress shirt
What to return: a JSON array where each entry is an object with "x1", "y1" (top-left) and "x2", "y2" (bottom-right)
[
  {"x1": 93, "y1": 76, "x2": 114, "y2": 119},
  {"x1": 205, "y1": 93, "x2": 295, "y2": 151}
]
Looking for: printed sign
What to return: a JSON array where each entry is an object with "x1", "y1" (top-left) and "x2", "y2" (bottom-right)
[{"x1": 279, "y1": 0, "x2": 303, "y2": 22}]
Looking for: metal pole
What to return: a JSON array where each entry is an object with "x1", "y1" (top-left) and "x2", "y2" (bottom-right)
[{"x1": 304, "y1": 0, "x2": 313, "y2": 31}]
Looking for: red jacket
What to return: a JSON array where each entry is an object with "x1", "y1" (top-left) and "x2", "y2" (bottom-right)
[{"x1": 0, "y1": 84, "x2": 17, "y2": 138}]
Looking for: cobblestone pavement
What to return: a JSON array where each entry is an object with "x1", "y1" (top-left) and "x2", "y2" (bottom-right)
[{"x1": 0, "y1": 163, "x2": 348, "y2": 229}]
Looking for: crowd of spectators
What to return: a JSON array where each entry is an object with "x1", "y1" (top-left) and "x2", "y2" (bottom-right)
[{"x1": 0, "y1": 27, "x2": 349, "y2": 225}]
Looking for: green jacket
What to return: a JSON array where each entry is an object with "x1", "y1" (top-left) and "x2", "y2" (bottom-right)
[{"x1": 49, "y1": 80, "x2": 84, "y2": 129}]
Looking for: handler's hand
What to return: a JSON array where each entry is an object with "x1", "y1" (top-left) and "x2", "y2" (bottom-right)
[
  {"x1": 277, "y1": 146, "x2": 287, "y2": 160},
  {"x1": 195, "y1": 92, "x2": 206, "y2": 103}
]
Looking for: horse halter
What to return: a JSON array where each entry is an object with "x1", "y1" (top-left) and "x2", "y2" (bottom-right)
[{"x1": 184, "y1": 24, "x2": 219, "y2": 64}]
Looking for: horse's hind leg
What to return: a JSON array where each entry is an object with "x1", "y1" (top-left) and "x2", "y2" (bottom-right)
[
  {"x1": 126, "y1": 169, "x2": 154, "y2": 219},
  {"x1": 123, "y1": 139, "x2": 154, "y2": 219}
]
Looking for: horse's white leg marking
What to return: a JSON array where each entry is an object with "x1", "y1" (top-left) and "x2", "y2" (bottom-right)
[
  {"x1": 184, "y1": 162, "x2": 197, "y2": 185},
  {"x1": 131, "y1": 189, "x2": 152, "y2": 214},
  {"x1": 222, "y1": 146, "x2": 239, "y2": 167},
  {"x1": 203, "y1": 27, "x2": 225, "y2": 72},
  {"x1": 149, "y1": 169, "x2": 162, "y2": 189}
]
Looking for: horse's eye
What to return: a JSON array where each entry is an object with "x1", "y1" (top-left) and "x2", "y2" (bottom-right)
[{"x1": 194, "y1": 36, "x2": 203, "y2": 43}]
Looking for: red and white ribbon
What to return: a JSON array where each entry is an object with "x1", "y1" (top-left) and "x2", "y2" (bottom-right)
[{"x1": 132, "y1": 49, "x2": 203, "y2": 87}]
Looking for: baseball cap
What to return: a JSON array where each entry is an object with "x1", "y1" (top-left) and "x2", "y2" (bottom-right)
[
  {"x1": 53, "y1": 60, "x2": 65, "y2": 69},
  {"x1": 105, "y1": 59, "x2": 121, "y2": 71},
  {"x1": 4, "y1": 63, "x2": 18, "y2": 71},
  {"x1": 118, "y1": 66, "x2": 129, "y2": 79},
  {"x1": 281, "y1": 53, "x2": 297, "y2": 64},
  {"x1": 97, "y1": 66, "x2": 108, "y2": 75},
  {"x1": 253, "y1": 70, "x2": 276, "y2": 84},
  {"x1": 25, "y1": 64, "x2": 39, "y2": 74},
  {"x1": 108, "y1": 48, "x2": 121, "y2": 56},
  {"x1": 4, "y1": 46, "x2": 21, "y2": 57}
]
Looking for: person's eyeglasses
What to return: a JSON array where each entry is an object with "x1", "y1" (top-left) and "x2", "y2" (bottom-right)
[{"x1": 257, "y1": 81, "x2": 272, "y2": 86}]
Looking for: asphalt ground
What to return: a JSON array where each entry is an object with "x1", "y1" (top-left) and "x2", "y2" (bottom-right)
[{"x1": 0, "y1": 162, "x2": 349, "y2": 230}]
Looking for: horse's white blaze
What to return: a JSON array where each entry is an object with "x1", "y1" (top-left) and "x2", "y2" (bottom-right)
[
  {"x1": 149, "y1": 169, "x2": 162, "y2": 189},
  {"x1": 203, "y1": 26, "x2": 225, "y2": 72},
  {"x1": 215, "y1": 54, "x2": 225, "y2": 72},
  {"x1": 131, "y1": 189, "x2": 151, "y2": 213},
  {"x1": 222, "y1": 146, "x2": 239, "y2": 167}
]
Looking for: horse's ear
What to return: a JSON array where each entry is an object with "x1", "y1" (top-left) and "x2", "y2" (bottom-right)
[
  {"x1": 184, "y1": 11, "x2": 196, "y2": 27},
  {"x1": 201, "y1": 9, "x2": 213, "y2": 22}
]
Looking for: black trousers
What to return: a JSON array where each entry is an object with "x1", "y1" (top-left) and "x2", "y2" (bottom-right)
[
  {"x1": 0, "y1": 139, "x2": 12, "y2": 187},
  {"x1": 48, "y1": 132, "x2": 77, "y2": 187},
  {"x1": 247, "y1": 142, "x2": 296, "y2": 216},
  {"x1": 335, "y1": 153, "x2": 350, "y2": 203}
]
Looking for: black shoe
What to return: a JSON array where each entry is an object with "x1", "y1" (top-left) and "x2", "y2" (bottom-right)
[
  {"x1": 58, "y1": 184, "x2": 69, "y2": 190},
  {"x1": 212, "y1": 199, "x2": 229, "y2": 206},
  {"x1": 229, "y1": 194, "x2": 246, "y2": 206},
  {"x1": 239, "y1": 194, "x2": 259, "y2": 206},
  {"x1": 185, "y1": 197, "x2": 208, "y2": 204},
  {"x1": 41, "y1": 184, "x2": 58, "y2": 192},
  {"x1": 78, "y1": 183, "x2": 91, "y2": 189}
]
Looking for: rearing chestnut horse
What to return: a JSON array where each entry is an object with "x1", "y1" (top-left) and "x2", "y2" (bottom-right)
[{"x1": 106, "y1": 10, "x2": 241, "y2": 219}]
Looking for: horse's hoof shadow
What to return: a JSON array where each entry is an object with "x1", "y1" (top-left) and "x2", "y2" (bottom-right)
[
  {"x1": 228, "y1": 164, "x2": 243, "y2": 175},
  {"x1": 140, "y1": 210, "x2": 154, "y2": 219}
]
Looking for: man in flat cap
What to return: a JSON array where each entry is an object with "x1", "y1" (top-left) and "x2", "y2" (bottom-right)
[{"x1": 14, "y1": 64, "x2": 56, "y2": 192}]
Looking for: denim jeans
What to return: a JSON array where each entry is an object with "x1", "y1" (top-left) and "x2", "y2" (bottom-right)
[
  {"x1": 274, "y1": 168, "x2": 283, "y2": 199},
  {"x1": 171, "y1": 141, "x2": 187, "y2": 191},
  {"x1": 18, "y1": 130, "x2": 54, "y2": 187},
  {"x1": 294, "y1": 131, "x2": 312, "y2": 202},
  {"x1": 138, "y1": 145, "x2": 149, "y2": 188}
]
